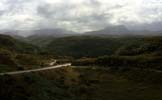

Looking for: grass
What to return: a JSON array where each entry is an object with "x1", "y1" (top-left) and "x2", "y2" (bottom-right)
[
  {"x1": 0, "y1": 66, "x2": 162, "y2": 100},
  {"x1": 0, "y1": 65, "x2": 17, "y2": 73}
]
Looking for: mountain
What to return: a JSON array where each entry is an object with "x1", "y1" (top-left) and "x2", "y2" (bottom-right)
[
  {"x1": 0, "y1": 28, "x2": 77, "y2": 37},
  {"x1": 1, "y1": 26, "x2": 162, "y2": 47},
  {"x1": 84, "y1": 25, "x2": 162, "y2": 36},
  {"x1": 29, "y1": 29, "x2": 77, "y2": 37},
  {"x1": 45, "y1": 35, "x2": 162, "y2": 58},
  {"x1": 0, "y1": 34, "x2": 38, "y2": 53},
  {"x1": 1, "y1": 25, "x2": 162, "y2": 38},
  {"x1": 84, "y1": 25, "x2": 131, "y2": 36},
  {"x1": 25, "y1": 29, "x2": 79, "y2": 46},
  {"x1": 45, "y1": 36, "x2": 138, "y2": 58},
  {"x1": 0, "y1": 28, "x2": 78, "y2": 46}
]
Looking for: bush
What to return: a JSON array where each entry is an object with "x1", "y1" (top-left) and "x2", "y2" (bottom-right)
[
  {"x1": 0, "y1": 49, "x2": 17, "y2": 66},
  {"x1": 15, "y1": 54, "x2": 41, "y2": 66}
]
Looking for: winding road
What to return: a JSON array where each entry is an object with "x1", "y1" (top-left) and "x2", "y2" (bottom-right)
[{"x1": 0, "y1": 63, "x2": 71, "y2": 76}]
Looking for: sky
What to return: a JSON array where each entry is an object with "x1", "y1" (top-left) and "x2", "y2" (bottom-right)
[{"x1": 0, "y1": 0, "x2": 162, "y2": 32}]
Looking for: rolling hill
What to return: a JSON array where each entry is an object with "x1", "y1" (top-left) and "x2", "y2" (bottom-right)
[
  {"x1": 25, "y1": 29, "x2": 79, "y2": 46},
  {"x1": 45, "y1": 36, "x2": 162, "y2": 58},
  {"x1": 0, "y1": 34, "x2": 38, "y2": 53},
  {"x1": 85, "y1": 25, "x2": 131, "y2": 36},
  {"x1": 22, "y1": 25, "x2": 162, "y2": 47}
]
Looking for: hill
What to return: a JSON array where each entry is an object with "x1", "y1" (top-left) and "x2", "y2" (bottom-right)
[
  {"x1": 0, "y1": 34, "x2": 38, "y2": 53},
  {"x1": 45, "y1": 36, "x2": 162, "y2": 58},
  {"x1": 1, "y1": 67, "x2": 162, "y2": 100},
  {"x1": 0, "y1": 34, "x2": 45, "y2": 72},
  {"x1": 25, "y1": 29, "x2": 79, "y2": 46},
  {"x1": 45, "y1": 36, "x2": 125, "y2": 58},
  {"x1": 23, "y1": 26, "x2": 162, "y2": 47},
  {"x1": 85, "y1": 25, "x2": 131, "y2": 36},
  {"x1": 84, "y1": 25, "x2": 162, "y2": 36}
]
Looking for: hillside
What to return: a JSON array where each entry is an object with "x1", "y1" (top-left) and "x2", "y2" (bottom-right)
[
  {"x1": 23, "y1": 26, "x2": 162, "y2": 47},
  {"x1": 25, "y1": 29, "x2": 79, "y2": 46},
  {"x1": 45, "y1": 36, "x2": 162, "y2": 58},
  {"x1": 1, "y1": 67, "x2": 162, "y2": 100},
  {"x1": 45, "y1": 36, "x2": 124, "y2": 57},
  {"x1": 84, "y1": 25, "x2": 162, "y2": 36},
  {"x1": 0, "y1": 34, "x2": 47, "y2": 72},
  {"x1": 0, "y1": 34, "x2": 38, "y2": 53},
  {"x1": 85, "y1": 25, "x2": 130, "y2": 36},
  {"x1": 1, "y1": 32, "x2": 162, "y2": 100}
]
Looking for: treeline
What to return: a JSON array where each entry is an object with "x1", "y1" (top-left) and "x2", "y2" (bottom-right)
[
  {"x1": 0, "y1": 49, "x2": 49, "y2": 72},
  {"x1": 44, "y1": 35, "x2": 162, "y2": 70},
  {"x1": 72, "y1": 55, "x2": 162, "y2": 70},
  {"x1": 0, "y1": 34, "x2": 50, "y2": 72},
  {"x1": 45, "y1": 36, "x2": 162, "y2": 58},
  {"x1": 1, "y1": 34, "x2": 162, "y2": 71}
]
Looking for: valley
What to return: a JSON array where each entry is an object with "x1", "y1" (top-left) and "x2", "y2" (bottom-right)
[
  {"x1": 0, "y1": 26, "x2": 162, "y2": 100},
  {"x1": 1, "y1": 66, "x2": 162, "y2": 100},
  {"x1": 1, "y1": 0, "x2": 162, "y2": 99}
]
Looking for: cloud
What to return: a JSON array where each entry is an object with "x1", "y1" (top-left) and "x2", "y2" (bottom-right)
[{"x1": 0, "y1": 0, "x2": 162, "y2": 32}]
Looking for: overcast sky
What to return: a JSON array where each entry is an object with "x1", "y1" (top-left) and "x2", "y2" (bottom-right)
[{"x1": 0, "y1": 0, "x2": 162, "y2": 32}]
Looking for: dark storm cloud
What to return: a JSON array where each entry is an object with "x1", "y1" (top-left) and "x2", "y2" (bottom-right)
[
  {"x1": 37, "y1": 3, "x2": 74, "y2": 19},
  {"x1": 1, "y1": 0, "x2": 31, "y2": 15},
  {"x1": 0, "y1": 0, "x2": 162, "y2": 32},
  {"x1": 37, "y1": 3, "x2": 51, "y2": 18},
  {"x1": 35, "y1": 1, "x2": 119, "y2": 31}
]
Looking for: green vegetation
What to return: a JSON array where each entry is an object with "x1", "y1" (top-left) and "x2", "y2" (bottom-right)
[
  {"x1": 45, "y1": 36, "x2": 162, "y2": 58},
  {"x1": 45, "y1": 36, "x2": 125, "y2": 58},
  {"x1": 1, "y1": 34, "x2": 162, "y2": 100},
  {"x1": 42, "y1": 35, "x2": 162, "y2": 70},
  {"x1": 1, "y1": 34, "x2": 162, "y2": 71},
  {"x1": 0, "y1": 51, "x2": 47, "y2": 72},
  {"x1": 72, "y1": 55, "x2": 162, "y2": 70},
  {"x1": 1, "y1": 67, "x2": 162, "y2": 100},
  {"x1": 0, "y1": 34, "x2": 38, "y2": 53},
  {"x1": 0, "y1": 34, "x2": 49, "y2": 72},
  {"x1": 26, "y1": 35, "x2": 55, "y2": 47}
]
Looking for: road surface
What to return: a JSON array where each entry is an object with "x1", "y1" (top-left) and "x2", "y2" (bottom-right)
[
  {"x1": 0, "y1": 63, "x2": 71, "y2": 76},
  {"x1": 49, "y1": 60, "x2": 57, "y2": 66}
]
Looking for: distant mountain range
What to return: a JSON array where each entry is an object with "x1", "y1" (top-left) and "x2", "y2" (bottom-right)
[
  {"x1": 0, "y1": 29, "x2": 79, "y2": 46},
  {"x1": 0, "y1": 28, "x2": 162, "y2": 58},
  {"x1": 84, "y1": 25, "x2": 162, "y2": 36},
  {"x1": 0, "y1": 25, "x2": 162, "y2": 38},
  {"x1": 85, "y1": 25, "x2": 131, "y2": 36},
  {"x1": 0, "y1": 28, "x2": 77, "y2": 37}
]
